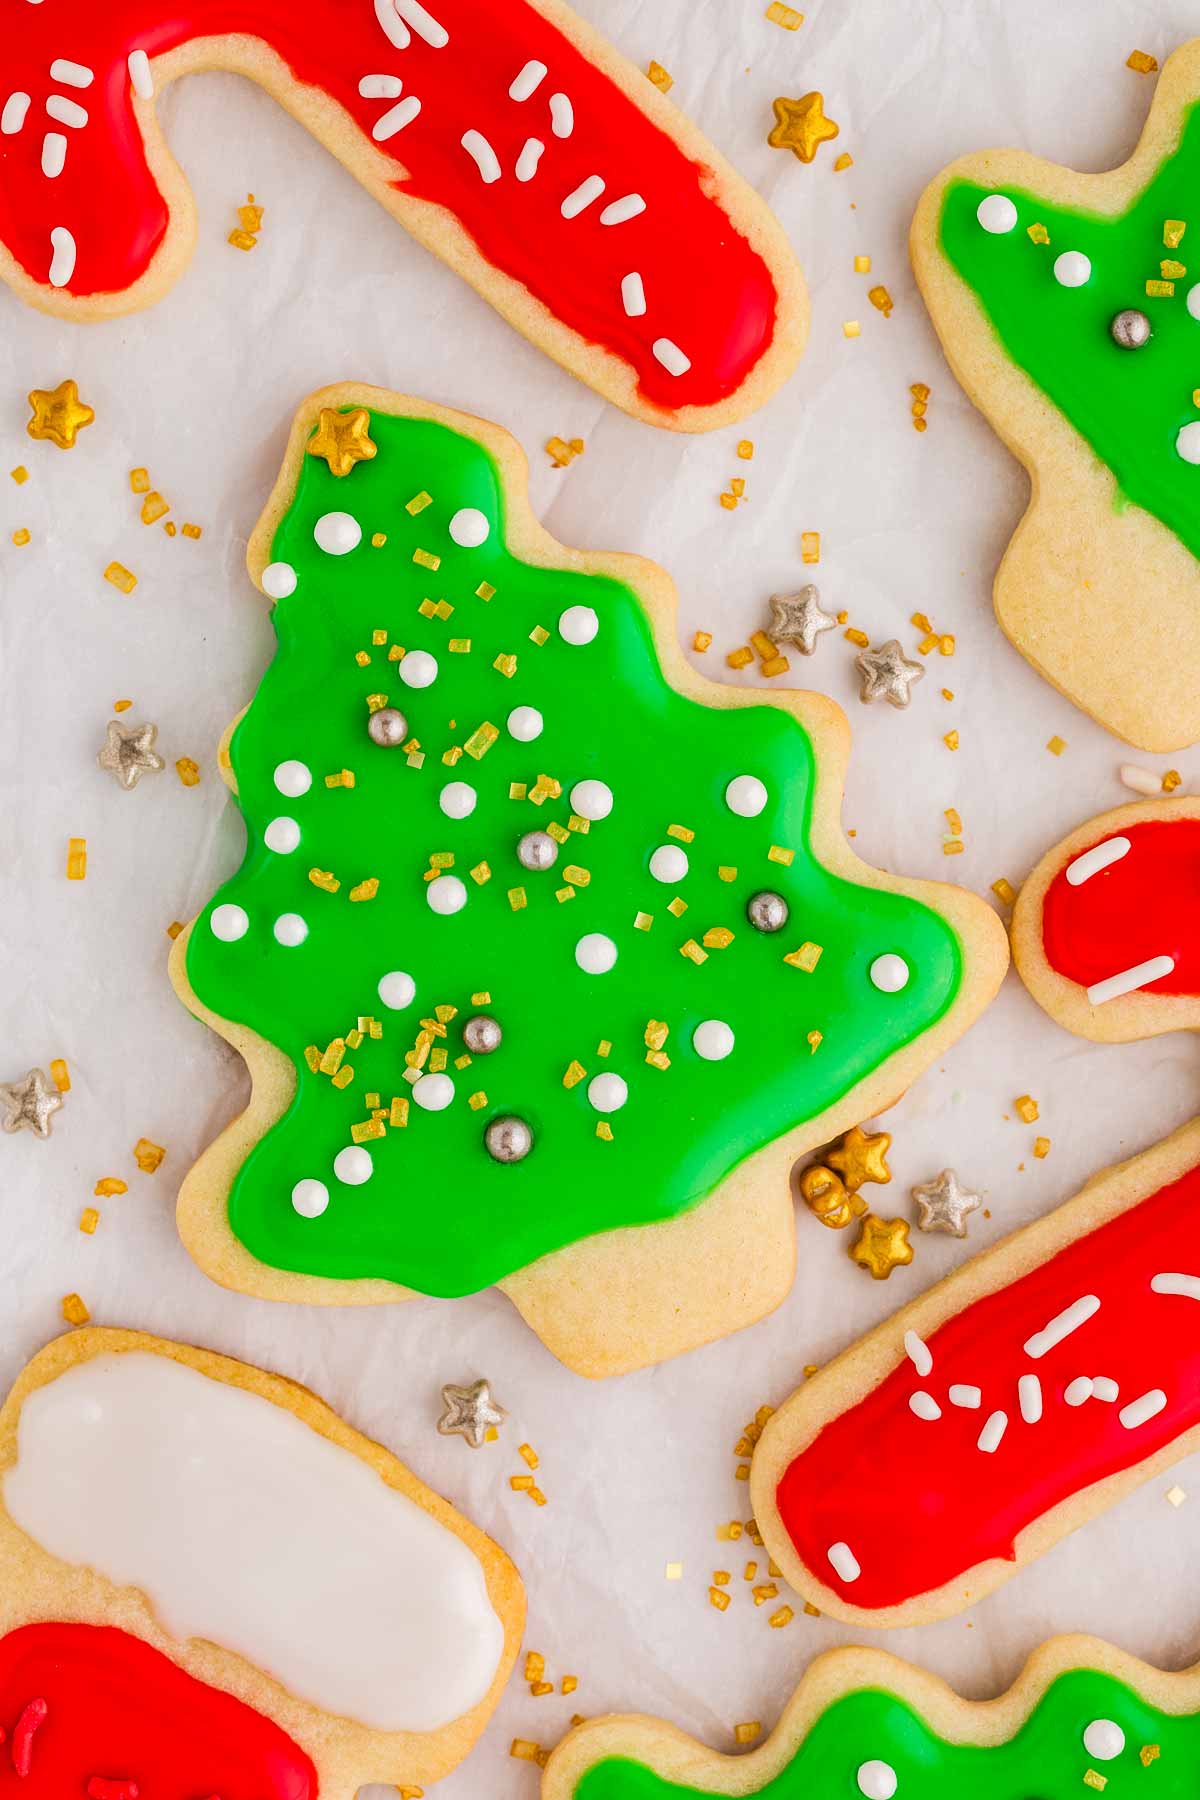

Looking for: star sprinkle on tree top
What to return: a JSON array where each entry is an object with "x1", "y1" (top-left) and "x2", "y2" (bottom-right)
[{"x1": 180, "y1": 392, "x2": 972, "y2": 1301}]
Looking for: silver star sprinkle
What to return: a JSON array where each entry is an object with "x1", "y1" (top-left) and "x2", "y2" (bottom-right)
[
  {"x1": 1, "y1": 1069, "x2": 64, "y2": 1140},
  {"x1": 769, "y1": 585, "x2": 838, "y2": 655},
  {"x1": 97, "y1": 719, "x2": 166, "y2": 791},
  {"x1": 855, "y1": 639, "x2": 925, "y2": 709},
  {"x1": 912, "y1": 1168, "x2": 982, "y2": 1238},
  {"x1": 437, "y1": 1378, "x2": 507, "y2": 1448}
]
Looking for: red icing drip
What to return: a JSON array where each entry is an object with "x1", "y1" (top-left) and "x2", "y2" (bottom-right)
[
  {"x1": 775, "y1": 1159, "x2": 1200, "y2": 1610},
  {"x1": 1042, "y1": 817, "x2": 1200, "y2": 997},
  {"x1": 1, "y1": 0, "x2": 779, "y2": 410},
  {"x1": 0, "y1": 1624, "x2": 316, "y2": 1798}
]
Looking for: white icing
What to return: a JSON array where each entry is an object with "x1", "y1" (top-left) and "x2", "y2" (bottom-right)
[
  {"x1": 571, "y1": 779, "x2": 613, "y2": 821},
  {"x1": 870, "y1": 953, "x2": 910, "y2": 993},
  {"x1": 449, "y1": 507, "x2": 490, "y2": 547},
  {"x1": 291, "y1": 1178, "x2": 329, "y2": 1218},
  {"x1": 440, "y1": 780, "x2": 477, "y2": 818},
  {"x1": 692, "y1": 1019, "x2": 734, "y2": 1061},
  {"x1": 273, "y1": 758, "x2": 311, "y2": 797},
  {"x1": 649, "y1": 844, "x2": 688, "y2": 884},
  {"x1": 264, "y1": 816, "x2": 300, "y2": 854},
  {"x1": 976, "y1": 192, "x2": 1016, "y2": 234},
  {"x1": 588, "y1": 1072, "x2": 627, "y2": 1112},
  {"x1": 314, "y1": 511, "x2": 362, "y2": 556},
  {"x1": 273, "y1": 912, "x2": 308, "y2": 948},
  {"x1": 400, "y1": 649, "x2": 438, "y2": 688},
  {"x1": 576, "y1": 932, "x2": 617, "y2": 974},
  {"x1": 262, "y1": 561, "x2": 297, "y2": 599},
  {"x1": 210, "y1": 903, "x2": 248, "y2": 942},
  {"x1": 1053, "y1": 249, "x2": 1091, "y2": 288},
  {"x1": 378, "y1": 970, "x2": 416, "y2": 1010},
  {"x1": 428, "y1": 874, "x2": 467, "y2": 915},
  {"x1": 3, "y1": 1353, "x2": 504, "y2": 1732}
]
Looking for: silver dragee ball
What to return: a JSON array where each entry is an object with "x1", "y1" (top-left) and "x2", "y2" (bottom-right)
[
  {"x1": 463, "y1": 1014, "x2": 503, "y2": 1055},
  {"x1": 485, "y1": 1116, "x2": 533, "y2": 1163},
  {"x1": 747, "y1": 889, "x2": 789, "y2": 933},
  {"x1": 517, "y1": 829, "x2": 558, "y2": 872},
  {"x1": 1110, "y1": 308, "x2": 1151, "y2": 350},
  {"x1": 367, "y1": 706, "x2": 408, "y2": 747}
]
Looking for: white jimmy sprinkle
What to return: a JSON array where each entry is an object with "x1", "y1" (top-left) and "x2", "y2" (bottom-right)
[
  {"x1": 948, "y1": 1384, "x2": 982, "y2": 1410},
  {"x1": 127, "y1": 50, "x2": 154, "y2": 99},
  {"x1": 461, "y1": 129, "x2": 502, "y2": 184},
  {"x1": 373, "y1": 95, "x2": 421, "y2": 139},
  {"x1": 653, "y1": 338, "x2": 691, "y2": 377},
  {"x1": 1119, "y1": 763, "x2": 1162, "y2": 797},
  {"x1": 621, "y1": 271, "x2": 646, "y2": 317},
  {"x1": 48, "y1": 226, "x2": 77, "y2": 288},
  {"x1": 509, "y1": 59, "x2": 547, "y2": 101},
  {"x1": 1086, "y1": 955, "x2": 1175, "y2": 1006},
  {"x1": 49, "y1": 58, "x2": 94, "y2": 88},
  {"x1": 600, "y1": 192, "x2": 647, "y2": 226},
  {"x1": 374, "y1": 0, "x2": 412, "y2": 50},
  {"x1": 561, "y1": 174, "x2": 605, "y2": 219},
  {"x1": 1023, "y1": 1294, "x2": 1100, "y2": 1359},
  {"x1": 549, "y1": 91, "x2": 574, "y2": 137},
  {"x1": 46, "y1": 94, "x2": 88, "y2": 128},
  {"x1": 1152, "y1": 1272, "x2": 1200, "y2": 1302},
  {"x1": 1066, "y1": 836, "x2": 1131, "y2": 886},
  {"x1": 909, "y1": 1391, "x2": 940, "y2": 1422},
  {"x1": 515, "y1": 136, "x2": 544, "y2": 181},
  {"x1": 359, "y1": 73, "x2": 404, "y2": 99},
  {"x1": 1018, "y1": 1374, "x2": 1043, "y2": 1423},
  {"x1": 1064, "y1": 1376, "x2": 1093, "y2": 1407},
  {"x1": 1091, "y1": 1377, "x2": 1119, "y2": 1403},
  {"x1": 977, "y1": 1410, "x2": 1008, "y2": 1453},
  {"x1": 394, "y1": 0, "x2": 449, "y2": 47},
  {"x1": 827, "y1": 1541, "x2": 861, "y2": 1583},
  {"x1": 903, "y1": 1329, "x2": 932, "y2": 1378},
  {"x1": 1, "y1": 92, "x2": 31, "y2": 135},
  {"x1": 1119, "y1": 1389, "x2": 1167, "y2": 1430},
  {"x1": 41, "y1": 131, "x2": 66, "y2": 177}
]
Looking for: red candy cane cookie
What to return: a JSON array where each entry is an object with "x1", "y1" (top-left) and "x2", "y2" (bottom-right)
[
  {"x1": 0, "y1": 0, "x2": 806, "y2": 429},
  {"x1": 751, "y1": 800, "x2": 1200, "y2": 1626}
]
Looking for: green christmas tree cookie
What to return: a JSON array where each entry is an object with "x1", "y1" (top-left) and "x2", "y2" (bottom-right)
[
  {"x1": 173, "y1": 386, "x2": 1005, "y2": 1377},
  {"x1": 913, "y1": 38, "x2": 1200, "y2": 752}
]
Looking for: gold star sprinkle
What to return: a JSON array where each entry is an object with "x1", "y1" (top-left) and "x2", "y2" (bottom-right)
[
  {"x1": 306, "y1": 407, "x2": 378, "y2": 478},
  {"x1": 437, "y1": 1377, "x2": 506, "y2": 1448},
  {"x1": 850, "y1": 1214, "x2": 913, "y2": 1280},
  {"x1": 768, "y1": 93, "x2": 839, "y2": 163},
  {"x1": 27, "y1": 379, "x2": 94, "y2": 450},
  {"x1": 827, "y1": 1124, "x2": 891, "y2": 1190}
]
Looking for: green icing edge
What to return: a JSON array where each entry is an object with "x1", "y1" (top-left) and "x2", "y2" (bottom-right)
[
  {"x1": 184, "y1": 408, "x2": 963, "y2": 1296},
  {"x1": 939, "y1": 102, "x2": 1200, "y2": 562},
  {"x1": 575, "y1": 1670, "x2": 1189, "y2": 1799}
]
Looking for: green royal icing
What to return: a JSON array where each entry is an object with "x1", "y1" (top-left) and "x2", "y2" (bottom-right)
[
  {"x1": 940, "y1": 104, "x2": 1200, "y2": 560},
  {"x1": 184, "y1": 408, "x2": 963, "y2": 1296},
  {"x1": 575, "y1": 1670, "x2": 1189, "y2": 1800}
]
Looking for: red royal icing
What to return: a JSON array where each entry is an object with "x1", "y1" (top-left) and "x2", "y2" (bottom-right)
[
  {"x1": 775, "y1": 1157, "x2": 1200, "y2": 1610},
  {"x1": 1, "y1": 0, "x2": 780, "y2": 412},
  {"x1": 0, "y1": 1623, "x2": 316, "y2": 1797},
  {"x1": 1042, "y1": 816, "x2": 1200, "y2": 998}
]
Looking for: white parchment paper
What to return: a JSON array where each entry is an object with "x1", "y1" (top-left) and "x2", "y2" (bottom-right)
[{"x1": 4, "y1": 2, "x2": 1200, "y2": 1794}]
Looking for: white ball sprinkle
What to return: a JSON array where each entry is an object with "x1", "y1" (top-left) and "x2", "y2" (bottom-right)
[
  {"x1": 264, "y1": 816, "x2": 300, "y2": 854},
  {"x1": 1177, "y1": 420, "x2": 1200, "y2": 464},
  {"x1": 413, "y1": 1072, "x2": 455, "y2": 1112},
  {"x1": 576, "y1": 932, "x2": 618, "y2": 974},
  {"x1": 856, "y1": 1762, "x2": 898, "y2": 1800},
  {"x1": 507, "y1": 705, "x2": 543, "y2": 742},
  {"x1": 693, "y1": 1019, "x2": 735, "y2": 1061},
  {"x1": 333, "y1": 1145, "x2": 373, "y2": 1186},
  {"x1": 261, "y1": 561, "x2": 297, "y2": 598},
  {"x1": 1188, "y1": 283, "x2": 1200, "y2": 321},
  {"x1": 439, "y1": 780, "x2": 477, "y2": 819},
  {"x1": 399, "y1": 649, "x2": 438, "y2": 689},
  {"x1": 870, "y1": 953, "x2": 911, "y2": 993},
  {"x1": 560, "y1": 604, "x2": 599, "y2": 645},
  {"x1": 210, "y1": 903, "x2": 248, "y2": 942},
  {"x1": 725, "y1": 774, "x2": 768, "y2": 818},
  {"x1": 428, "y1": 874, "x2": 468, "y2": 915},
  {"x1": 313, "y1": 510, "x2": 362, "y2": 555},
  {"x1": 1053, "y1": 249, "x2": 1092, "y2": 288},
  {"x1": 976, "y1": 193, "x2": 1017, "y2": 235},
  {"x1": 587, "y1": 1071, "x2": 628, "y2": 1113},
  {"x1": 571, "y1": 779, "x2": 613, "y2": 821},
  {"x1": 273, "y1": 759, "x2": 312, "y2": 798},
  {"x1": 377, "y1": 970, "x2": 416, "y2": 1010},
  {"x1": 649, "y1": 844, "x2": 688, "y2": 884},
  {"x1": 273, "y1": 912, "x2": 308, "y2": 947},
  {"x1": 448, "y1": 506, "x2": 490, "y2": 547},
  {"x1": 291, "y1": 1178, "x2": 329, "y2": 1219},
  {"x1": 1083, "y1": 1721, "x2": 1125, "y2": 1763}
]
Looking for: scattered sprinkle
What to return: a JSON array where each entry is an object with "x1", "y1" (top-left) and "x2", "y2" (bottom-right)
[
  {"x1": 1015, "y1": 1095, "x2": 1040, "y2": 1124},
  {"x1": 765, "y1": 2, "x2": 803, "y2": 26},
  {"x1": 133, "y1": 1137, "x2": 165, "y2": 1173},
  {"x1": 546, "y1": 436, "x2": 585, "y2": 468},
  {"x1": 66, "y1": 837, "x2": 87, "y2": 881},
  {"x1": 1127, "y1": 48, "x2": 1159, "y2": 73},
  {"x1": 175, "y1": 757, "x2": 200, "y2": 787},
  {"x1": 49, "y1": 1059, "x2": 70, "y2": 1092},
  {"x1": 104, "y1": 562, "x2": 137, "y2": 595},
  {"x1": 1034, "y1": 1136, "x2": 1051, "y2": 1159},
  {"x1": 646, "y1": 60, "x2": 673, "y2": 92},
  {"x1": 61, "y1": 1293, "x2": 90, "y2": 1326},
  {"x1": 842, "y1": 320, "x2": 861, "y2": 338},
  {"x1": 991, "y1": 878, "x2": 1016, "y2": 906},
  {"x1": 79, "y1": 1208, "x2": 99, "y2": 1234},
  {"x1": 1166, "y1": 1486, "x2": 1187, "y2": 1507}
]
